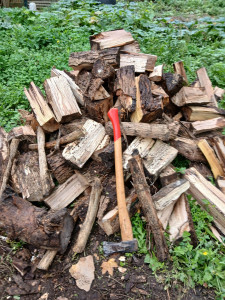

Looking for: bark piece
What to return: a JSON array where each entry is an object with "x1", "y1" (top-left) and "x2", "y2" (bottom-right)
[
  {"x1": 129, "y1": 154, "x2": 168, "y2": 261},
  {"x1": 143, "y1": 140, "x2": 178, "y2": 183},
  {"x1": 90, "y1": 29, "x2": 134, "y2": 50},
  {"x1": 0, "y1": 128, "x2": 9, "y2": 191},
  {"x1": 171, "y1": 137, "x2": 206, "y2": 162},
  {"x1": 191, "y1": 117, "x2": 225, "y2": 134},
  {"x1": 92, "y1": 58, "x2": 115, "y2": 79},
  {"x1": 123, "y1": 137, "x2": 155, "y2": 170},
  {"x1": 73, "y1": 178, "x2": 102, "y2": 253},
  {"x1": 198, "y1": 139, "x2": 225, "y2": 179},
  {"x1": 159, "y1": 165, "x2": 178, "y2": 187},
  {"x1": 106, "y1": 121, "x2": 180, "y2": 141},
  {"x1": 47, "y1": 151, "x2": 75, "y2": 184},
  {"x1": 115, "y1": 66, "x2": 136, "y2": 112},
  {"x1": 86, "y1": 77, "x2": 104, "y2": 100},
  {"x1": 51, "y1": 68, "x2": 84, "y2": 106},
  {"x1": 149, "y1": 64, "x2": 163, "y2": 82},
  {"x1": 44, "y1": 173, "x2": 89, "y2": 210},
  {"x1": 120, "y1": 52, "x2": 157, "y2": 72},
  {"x1": 63, "y1": 119, "x2": 106, "y2": 168},
  {"x1": 92, "y1": 86, "x2": 110, "y2": 101},
  {"x1": 44, "y1": 75, "x2": 81, "y2": 123},
  {"x1": 182, "y1": 106, "x2": 225, "y2": 121},
  {"x1": 173, "y1": 61, "x2": 188, "y2": 83},
  {"x1": 69, "y1": 48, "x2": 120, "y2": 70},
  {"x1": 0, "y1": 188, "x2": 74, "y2": 253},
  {"x1": 152, "y1": 179, "x2": 190, "y2": 211},
  {"x1": 69, "y1": 256, "x2": 95, "y2": 292},
  {"x1": 8, "y1": 125, "x2": 36, "y2": 143},
  {"x1": 197, "y1": 67, "x2": 217, "y2": 107},
  {"x1": 76, "y1": 70, "x2": 93, "y2": 93},
  {"x1": 0, "y1": 139, "x2": 20, "y2": 199},
  {"x1": 162, "y1": 72, "x2": 184, "y2": 97},
  {"x1": 171, "y1": 87, "x2": 210, "y2": 107},
  {"x1": 185, "y1": 167, "x2": 225, "y2": 234},
  {"x1": 37, "y1": 127, "x2": 54, "y2": 197},
  {"x1": 92, "y1": 135, "x2": 111, "y2": 162},
  {"x1": 24, "y1": 82, "x2": 58, "y2": 132},
  {"x1": 86, "y1": 97, "x2": 112, "y2": 124}
]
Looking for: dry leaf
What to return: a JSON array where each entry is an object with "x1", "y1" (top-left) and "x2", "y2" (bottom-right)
[
  {"x1": 118, "y1": 266, "x2": 127, "y2": 273},
  {"x1": 101, "y1": 258, "x2": 118, "y2": 276}
]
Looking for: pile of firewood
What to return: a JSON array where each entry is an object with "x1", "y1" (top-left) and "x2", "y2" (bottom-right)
[{"x1": 1, "y1": 29, "x2": 225, "y2": 270}]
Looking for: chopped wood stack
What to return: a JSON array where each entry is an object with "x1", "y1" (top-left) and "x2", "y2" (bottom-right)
[{"x1": 1, "y1": 29, "x2": 225, "y2": 269}]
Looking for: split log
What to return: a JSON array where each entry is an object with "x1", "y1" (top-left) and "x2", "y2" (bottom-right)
[
  {"x1": 24, "y1": 82, "x2": 59, "y2": 132},
  {"x1": 90, "y1": 29, "x2": 134, "y2": 50},
  {"x1": 185, "y1": 167, "x2": 225, "y2": 235},
  {"x1": 173, "y1": 112, "x2": 183, "y2": 121},
  {"x1": 152, "y1": 179, "x2": 190, "y2": 211},
  {"x1": 120, "y1": 52, "x2": 157, "y2": 72},
  {"x1": 93, "y1": 141, "x2": 115, "y2": 168},
  {"x1": 171, "y1": 87, "x2": 210, "y2": 107},
  {"x1": 18, "y1": 109, "x2": 39, "y2": 132},
  {"x1": 106, "y1": 121, "x2": 180, "y2": 141},
  {"x1": 51, "y1": 68, "x2": 84, "y2": 106},
  {"x1": 149, "y1": 64, "x2": 163, "y2": 82},
  {"x1": 76, "y1": 70, "x2": 93, "y2": 93},
  {"x1": 182, "y1": 106, "x2": 225, "y2": 121},
  {"x1": 143, "y1": 140, "x2": 178, "y2": 182},
  {"x1": 62, "y1": 119, "x2": 106, "y2": 168},
  {"x1": 173, "y1": 61, "x2": 188, "y2": 83},
  {"x1": 171, "y1": 137, "x2": 206, "y2": 162},
  {"x1": 0, "y1": 128, "x2": 9, "y2": 191},
  {"x1": 44, "y1": 172, "x2": 89, "y2": 210},
  {"x1": 131, "y1": 75, "x2": 162, "y2": 123},
  {"x1": 120, "y1": 41, "x2": 140, "y2": 53},
  {"x1": 73, "y1": 178, "x2": 102, "y2": 254},
  {"x1": 8, "y1": 125, "x2": 36, "y2": 143},
  {"x1": 123, "y1": 137, "x2": 155, "y2": 170},
  {"x1": 92, "y1": 135, "x2": 111, "y2": 162},
  {"x1": 0, "y1": 188, "x2": 74, "y2": 253},
  {"x1": 69, "y1": 48, "x2": 120, "y2": 70},
  {"x1": 37, "y1": 250, "x2": 58, "y2": 271},
  {"x1": 92, "y1": 59, "x2": 115, "y2": 79},
  {"x1": 151, "y1": 85, "x2": 169, "y2": 107},
  {"x1": 211, "y1": 137, "x2": 225, "y2": 170},
  {"x1": 115, "y1": 66, "x2": 136, "y2": 112},
  {"x1": 198, "y1": 139, "x2": 225, "y2": 179},
  {"x1": 0, "y1": 139, "x2": 20, "y2": 199},
  {"x1": 86, "y1": 77, "x2": 103, "y2": 100},
  {"x1": 129, "y1": 154, "x2": 168, "y2": 261},
  {"x1": 214, "y1": 86, "x2": 225, "y2": 101},
  {"x1": 157, "y1": 203, "x2": 174, "y2": 230},
  {"x1": 197, "y1": 67, "x2": 217, "y2": 107},
  {"x1": 191, "y1": 117, "x2": 225, "y2": 134},
  {"x1": 217, "y1": 176, "x2": 225, "y2": 194},
  {"x1": 44, "y1": 75, "x2": 82, "y2": 123},
  {"x1": 98, "y1": 191, "x2": 138, "y2": 236},
  {"x1": 159, "y1": 165, "x2": 178, "y2": 187},
  {"x1": 11, "y1": 151, "x2": 44, "y2": 202},
  {"x1": 28, "y1": 129, "x2": 84, "y2": 150},
  {"x1": 86, "y1": 97, "x2": 112, "y2": 124},
  {"x1": 37, "y1": 127, "x2": 54, "y2": 197},
  {"x1": 162, "y1": 73, "x2": 184, "y2": 97}
]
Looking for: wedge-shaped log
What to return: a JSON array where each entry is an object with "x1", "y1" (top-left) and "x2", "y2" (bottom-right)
[
  {"x1": 171, "y1": 137, "x2": 206, "y2": 162},
  {"x1": 120, "y1": 52, "x2": 157, "y2": 73},
  {"x1": 90, "y1": 29, "x2": 134, "y2": 50},
  {"x1": 115, "y1": 66, "x2": 136, "y2": 112},
  {"x1": 24, "y1": 82, "x2": 58, "y2": 132},
  {"x1": 182, "y1": 106, "x2": 225, "y2": 122},
  {"x1": 197, "y1": 67, "x2": 217, "y2": 107},
  {"x1": 198, "y1": 139, "x2": 225, "y2": 179},
  {"x1": 0, "y1": 188, "x2": 74, "y2": 253},
  {"x1": 191, "y1": 117, "x2": 225, "y2": 134},
  {"x1": 185, "y1": 167, "x2": 225, "y2": 235},
  {"x1": 69, "y1": 48, "x2": 120, "y2": 70},
  {"x1": 149, "y1": 64, "x2": 163, "y2": 82},
  {"x1": 173, "y1": 61, "x2": 188, "y2": 83},
  {"x1": 143, "y1": 140, "x2": 178, "y2": 182},
  {"x1": 44, "y1": 75, "x2": 81, "y2": 123},
  {"x1": 123, "y1": 137, "x2": 155, "y2": 170},
  {"x1": 44, "y1": 173, "x2": 89, "y2": 210},
  {"x1": 92, "y1": 135, "x2": 111, "y2": 162},
  {"x1": 152, "y1": 179, "x2": 190, "y2": 211},
  {"x1": 171, "y1": 87, "x2": 210, "y2": 107},
  {"x1": 63, "y1": 119, "x2": 106, "y2": 168},
  {"x1": 106, "y1": 121, "x2": 180, "y2": 141},
  {"x1": 51, "y1": 68, "x2": 84, "y2": 106}
]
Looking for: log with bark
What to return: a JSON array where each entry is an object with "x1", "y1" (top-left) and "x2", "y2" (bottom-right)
[
  {"x1": 197, "y1": 67, "x2": 217, "y2": 107},
  {"x1": 0, "y1": 128, "x2": 9, "y2": 192},
  {"x1": 191, "y1": 117, "x2": 225, "y2": 134},
  {"x1": 0, "y1": 188, "x2": 74, "y2": 253},
  {"x1": 91, "y1": 58, "x2": 115, "y2": 80},
  {"x1": 162, "y1": 72, "x2": 184, "y2": 97},
  {"x1": 8, "y1": 125, "x2": 36, "y2": 143}
]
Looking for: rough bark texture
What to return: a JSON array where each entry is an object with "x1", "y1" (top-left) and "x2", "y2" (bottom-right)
[
  {"x1": 86, "y1": 97, "x2": 113, "y2": 124},
  {"x1": 0, "y1": 128, "x2": 9, "y2": 192},
  {"x1": 162, "y1": 72, "x2": 184, "y2": 97},
  {"x1": 129, "y1": 154, "x2": 168, "y2": 262},
  {"x1": 92, "y1": 59, "x2": 115, "y2": 79}
]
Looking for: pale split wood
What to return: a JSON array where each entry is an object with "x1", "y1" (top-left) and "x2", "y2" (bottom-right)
[
  {"x1": 91, "y1": 135, "x2": 111, "y2": 162},
  {"x1": 212, "y1": 137, "x2": 225, "y2": 170},
  {"x1": 173, "y1": 61, "x2": 188, "y2": 83},
  {"x1": 143, "y1": 140, "x2": 178, "y2": 183},
  {"x1": 44, "y1": 172, "x2": 89, "y2": 210},
  {"x1": 185, "y1": 167, "x2": 225, "y2": 234},
  {"x1": 191, "y1": 117, "x2": 225, "y2": 134},
  {"x1": 151, "y1": 85, "x2": 169, "y2": 107},
  {"x1": 73, "y1": 178, "x2": 102, "y2": 254},
  {"x1": 0, "y1": 128, "x2": 9, "y2": 191},
  {"x1": 62, "y1": 119, "x2": 106, "y2": 168},
  {"x1": 7, "y1": 125, "x2": 36, "y2": 143},
  {"x1": 182, "y1": 106, "x2": 225, "y2": 121},
  {"x1": 149, "y1": 64, "x2": 163, "y2": 82},
  {"x1": 157, "y1": 203, "x2": 174, "y2": 230},
  {"x1": 120, "y1": 52, "x2": 157, "y2": 73},
  {"x1": 120, "y1": 41, "x2": 140, "y2": 53},
  {"x1": 217, "y1": 176, "x2": 225, "y2": 195},
  {"x1": 171, "y1": 86, "x2": 210, "y2": 107},
  {"x1": 37, "y1": 126, "x2": 54, "y2": 197},
  {"x1": 214, "y1": 86, "x2": 225, "y2": 100},
  {"x1": 159, "y1": 165, "x2": 178, "y2": 187},
  {"x1": 198, "y1": 139, "x2": 225, "y2": 179},
  {"x1": 37, "y1": 250, "x2": 57, "y2": 271}
]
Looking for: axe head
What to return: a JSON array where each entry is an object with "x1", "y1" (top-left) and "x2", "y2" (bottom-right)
[{"x1": 103, "y1": 239, "x2": 138, "y2": 256}]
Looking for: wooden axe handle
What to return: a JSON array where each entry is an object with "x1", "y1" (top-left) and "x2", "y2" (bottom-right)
[{"x1": 108, "y1": 108, "x2": 133, "y2": 241}]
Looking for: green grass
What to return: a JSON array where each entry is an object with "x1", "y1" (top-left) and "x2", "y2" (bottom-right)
[{"x1": 0, "y1": 0, "x2": 225, "y2": 130}]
